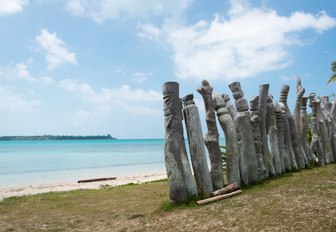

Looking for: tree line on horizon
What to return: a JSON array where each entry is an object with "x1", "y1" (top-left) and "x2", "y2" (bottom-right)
[{"x1": 0, "y1": 134, "x2": 116, "y2": 141}]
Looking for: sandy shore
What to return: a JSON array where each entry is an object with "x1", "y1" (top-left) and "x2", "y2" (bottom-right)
[{"x1": 0, "y1": 172, "x2": 167, "y2": 201}]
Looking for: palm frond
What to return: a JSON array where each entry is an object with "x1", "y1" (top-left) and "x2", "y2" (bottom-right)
[
  {"x1": 328, "y1": 75, "x2": 336, "y2": 85},
  {"x1": 332, "y1": 61, "x2": 336, "y2": 72}
]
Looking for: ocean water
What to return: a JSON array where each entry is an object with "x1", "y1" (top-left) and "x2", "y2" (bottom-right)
[{"x1": 0, "y1": 139, "x2": 166, "y2": 188}]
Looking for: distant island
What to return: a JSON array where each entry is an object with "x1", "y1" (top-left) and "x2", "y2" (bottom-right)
[{"x1": 0, "y1": 134, "x2": 116, "y2": 141}]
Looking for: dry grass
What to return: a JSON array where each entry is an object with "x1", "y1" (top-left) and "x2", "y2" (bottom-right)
[{"x1": 0, "y1": 164, "x2": 335, "y2": 232}]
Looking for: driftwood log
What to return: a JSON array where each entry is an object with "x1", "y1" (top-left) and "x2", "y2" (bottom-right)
[
  {"x1": 197, "y1": 80, "x2": 224, "y2": 190},
  {"x1": 78, "y1": 177, "x2": 117, "y2": 183},
  {"x1": 211, "y1": 182, "x2": 240, "y2": 197},
  {"x1": 197, "y1": 190, "x2": 242, "y2": 205}
]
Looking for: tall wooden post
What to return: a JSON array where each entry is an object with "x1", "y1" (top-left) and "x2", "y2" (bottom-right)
[
  {"x1": 162, "y1": 82, "x2": 188, "y2": 203},
  {"x1": 300, "y1": 97, "x2": 317, "y2": 164},
  {"x1": 267, "y1": 95, "x2": 282, "y2": 175},
  {"x1": 274, "y1": 102, "x2": 286, "y2": 173},
  {"x1": 229, "y1": 82, "x2": 258, "y2": 186},
  {"x1": 213, "y1": 93, "x2": 241, "y2": 186},
  {"x1": 309, "y1": 93, "x2": 325, "y2": 165},
  {"x1": 258, "y1": 84, "x2": 275, "y2": 176},
  {"x1": 319, "y1": 96, "x2": 334, "y2": 163},
  {"x1": 250, "y1": 96, "x2": 268, "y2": 180},
  {"x1": 294, "y1": 77, "x2": 310, "y2": 167},
  {"x1": 180, "y1": 128, "x2": 199, "y2": 199},
  {"x1": 279, "y1": 85, "x2": 298, "y2": 171},
  {"x1": 197, "y1": 80, "x2": 224, "y2": 191},
  {"x1": 182, "y1": 94, "x2": 213, "y2": 197},
  {"x1": 222, "y1": 93, "x2": 236, "y2": 120},
  {"x1": 331, "y1": 100, "x2": 336, "y2": 161}
]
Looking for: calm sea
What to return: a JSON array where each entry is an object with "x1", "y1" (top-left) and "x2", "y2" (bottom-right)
[{"x1": 0, "y1": 139, "x2": 166, "y2": 188}]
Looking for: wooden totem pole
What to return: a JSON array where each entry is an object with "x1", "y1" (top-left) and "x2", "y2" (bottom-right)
[
  {"x1": 309, "y1": 93, "x2": 325, "y2": 165},
  {"x1": 182, "y1": 93, "x2": 213, "y2": 197},
  {"x1": 250, "y1": 96, "x2": 268, "y2": 180},
  {"x1": 162, "y1": 82, "x2": 188, "y2": 203},
  {"x1": 229, "y1": 82, "x2": 258, "y2": 185},
  {"x1": 258, "y1": 84, "x2": 275, "y2": 176},
  {"x1": 274, "y1": 101, "x2": 286, "y2": 173},
  {"x1": 197, "y1": 80, "x2": 224, "y2": 191},
  {"x1": 279, "y1": 85, "x2": 298, "y2": 171},
  {"x1": 213, "y1": 93, "x2": 241, "y2": 186},
  {"x1": 267, "y1": 95, "x2": 283, "y2": 175},
  {"x1": 294, "y1": 77, "x2": 310, "y2": 167},
  {"x1": 300, "y1": 97, "x2": 317, "y2": 164}
]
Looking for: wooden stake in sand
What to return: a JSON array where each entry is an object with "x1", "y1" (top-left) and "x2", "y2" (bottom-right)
[
  {"x1": 197, "y1": 189, "x2": 242, "y2": 205},
  {"x1": 77, "y1": 177, "x2": 117, "y2": 183}
]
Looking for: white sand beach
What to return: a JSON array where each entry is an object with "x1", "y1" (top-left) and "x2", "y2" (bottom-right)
[{"x1": 0, "y1": 172, "x2": 167, "y2": 201}]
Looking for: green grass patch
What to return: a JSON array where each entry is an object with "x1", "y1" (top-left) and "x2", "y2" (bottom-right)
[{"x1": 1, "y1": 163, "x2": 335, "y2": 231}]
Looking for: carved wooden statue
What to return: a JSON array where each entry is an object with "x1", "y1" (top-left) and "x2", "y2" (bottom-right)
[
  {"x1": 309, "y1": 93, "x2": 325, "y2": 165},
  {"x1": 180, "y1": 136, "x2": 199, "y2": 199},
  {"x1": 197, "y1": 80, "x2": 224, "y2": 190},
  {"x1": 331, "y1": 100, "x2": 336, "y2": 161},
  {"x1": 182, "y1": 93, "x2": 213, "y2": 197},
  {"x1": 279, "y1": 85, "x2": 298, "y2": 171},
  {"x1": 267, "y1": 95, "x2": 282, "y2": 175},
  {"x1": 282, "y1": 85, "x2": 306, "y2": 169},
  {"x1": 258, "y1": 84, "x2": 275, "y2": 176},
  {"x1": 274, "y1": 102, "x2": 286, "y2": 173},
  {"x1": 250, "y1": 96, "x2": 268, "y2": 180},
  {"x1": 222, "y1": 93, "x2": 236, "y2": 120},
  {"x1": 318, "y1": 96, "x2": 334, "y2": 163},
  {"x1": 162, "y1": 82, "x2": 188, "y2": 203},
  {"x1": 213, "y1": 93, "x2": 241, "y2": 186},
  {"x1": 229, "y1": 82, "x2": 258, "y2": 185},
  {"x1": 300, "y1": 97, "x2": 317, "y2": 164},
  {"x1": 294, "y1": 77, "x2": 310, "y2": 167}
]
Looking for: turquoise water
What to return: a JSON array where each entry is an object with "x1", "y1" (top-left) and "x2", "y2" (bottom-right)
[{"x1": 0, "y1": 139, "x2": 166, "y2": 188}]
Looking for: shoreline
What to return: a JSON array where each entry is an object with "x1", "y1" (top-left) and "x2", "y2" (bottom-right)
[{"x1": 0, "y1": 172, "x2": 167, "y2": 201}]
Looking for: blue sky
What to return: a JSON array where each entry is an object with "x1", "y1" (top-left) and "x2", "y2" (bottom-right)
[{"x1": 0, "y1": 0, "x2": 335, "y2": 139}]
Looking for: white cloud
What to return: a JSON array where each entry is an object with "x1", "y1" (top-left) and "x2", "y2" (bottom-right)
[
  {"x1": 0, "y1": 0, "x2": 28, "y2": 16},
  {"x1": 0, "y1": 86, "x2": 40, "y2": 112},
  {"x1": 35, "y1": 29, "x2": 78, "y2": 69},
  {"x1": 65, "y1": 0, "x2": 190, "y2": 23},
  {"x1": 138, "y1": 2, "x2": 336, "y2": 81},
  {"x1": 132, "y1": 72, "x2": 150, "y2": 82},
  {"x1": 59, "y1": 79, "x2": 161, "y2": 115},
  {"x1": 0, "y1": 59, "x2": 54, "y2": 83}
]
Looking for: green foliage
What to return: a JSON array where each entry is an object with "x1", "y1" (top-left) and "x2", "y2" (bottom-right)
[
  {"x1": 327, "y1": 61, "x2": 336, "y2": 85},
  {"x1": 220, "y1": 145, "x2": 227, "y2": 173}
]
